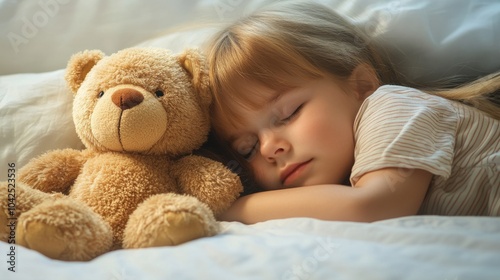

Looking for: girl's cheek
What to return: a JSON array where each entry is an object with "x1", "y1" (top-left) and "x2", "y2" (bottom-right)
[{"x1": 293, "y1": 110, "x2": 325, "y2": 137}]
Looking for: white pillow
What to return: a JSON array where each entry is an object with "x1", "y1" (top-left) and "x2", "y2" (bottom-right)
[
  {"x1": 0, "y1": 70, "x2": 84, "y2": 180},
  {"x1": 1, "y1": 0, "x2": 499, "y2": 181},
  {"x1": 0, "y1": 0, "x2": 279, "y2": 75},
  {"x1": 365, "y1": 0, "x2": 500, "y2": 83},
  {"x1": 2, "y1": 0, "x2": 499, "y2": 77},
  {"x1": 139, "y1": 0, "x2": 500, "y2": 83}
]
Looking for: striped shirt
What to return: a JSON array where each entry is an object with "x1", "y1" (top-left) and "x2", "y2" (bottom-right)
[{"x1": 351, "y1": 85, "x2": 500, "y2": 216}]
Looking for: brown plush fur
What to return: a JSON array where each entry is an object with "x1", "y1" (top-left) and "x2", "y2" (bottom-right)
[{"x1": 0, "y1": 47, "x2": 242, "y2": 261}]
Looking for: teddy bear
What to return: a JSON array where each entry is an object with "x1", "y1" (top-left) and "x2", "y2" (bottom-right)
[{"x1": 0, "y1": 47, "x2": 242, "y2": 261}]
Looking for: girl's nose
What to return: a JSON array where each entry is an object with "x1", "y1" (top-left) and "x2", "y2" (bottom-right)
[{"x1": 259, "y1": 129, "x2": 289, "y2": 163}]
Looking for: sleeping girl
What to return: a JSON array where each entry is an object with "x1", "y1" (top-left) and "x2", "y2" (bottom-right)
[{"x1": 205, "y1": 1, "x2": 500, "y2": 224}]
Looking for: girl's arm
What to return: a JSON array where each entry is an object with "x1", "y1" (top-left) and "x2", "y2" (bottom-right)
[{"x1": 220, "y1": 168, "x2": 432, "y2": 224}]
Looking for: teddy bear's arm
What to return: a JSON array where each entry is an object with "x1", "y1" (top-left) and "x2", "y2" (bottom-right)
[
  {"x1": 172, "y1": 155, "x2": 243, "y2": 218},
  {"x1": 19, "y1": 148, "x2": 86, "y2": 194}
]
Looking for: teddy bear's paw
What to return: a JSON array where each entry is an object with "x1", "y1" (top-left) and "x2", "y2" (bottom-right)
[
  {"x1": 16, "y1": 198, "x2": 113, "y2": 261},
  {"x1": 0, "y1": 205, "x2": 12, "y2": 242},
  {"x1": 0, "y1": 181, "x2": 60, "y2": 242},
  {"x1": 0, "y1": 220, "x2": 7, "y2": 241},
  {"x1": 147, "y1": 211, "x2": 208, "y2": 247},
  {"x1": 123, "y1": 193, "x2": 219, "y2": 248}
]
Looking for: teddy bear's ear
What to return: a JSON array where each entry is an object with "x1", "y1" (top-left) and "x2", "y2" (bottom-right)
[
  {"x1": 65, "y1": 50, "x2": 105, "y2": 94},
  {"x1": 178, "y1": 48, "x2": 212, "y2": 107}
]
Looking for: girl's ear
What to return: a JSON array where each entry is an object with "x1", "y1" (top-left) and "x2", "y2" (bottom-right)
[
  {"x1": 178, "y1": 48, "x2": 212, "y2": 108},
  {"x1": 65, "y1": 50, "x2": 105, "y2": 94},
  {"x1": 348, "y1": 63, "x2": 380, "y2": 100}
]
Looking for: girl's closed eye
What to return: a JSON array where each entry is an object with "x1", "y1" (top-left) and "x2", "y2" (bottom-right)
[
  {"x1": 234, "y1": 135, "x2": 259, "y2": 161},
  {"x1": 279, "y1": 103, "x2": 304, "y2": 124},
  {"x1": 241, "y1": 103, "x2": 305, "y2": 160},
  {"x1": 242, "y1": 141, "x2": 259, "y2": 161}
]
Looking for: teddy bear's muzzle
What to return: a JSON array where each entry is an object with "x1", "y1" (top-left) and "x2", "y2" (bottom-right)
[
  {"x1": 87, "y1": 85, "x2": 168, "y2": 153},
  {"x1": 111, "y1": 88, "x2": 144, "y2": 110}
]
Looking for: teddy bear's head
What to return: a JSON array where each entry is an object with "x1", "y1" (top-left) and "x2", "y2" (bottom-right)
[{"x1": 65, "y1": 47, "x2": 212, "y2": 156}]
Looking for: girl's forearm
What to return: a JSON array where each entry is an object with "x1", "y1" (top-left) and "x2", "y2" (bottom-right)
[
  {"x1": 220, "y1": 184, "x2": 374, "y2": 224},
  {"x1": 220, "y1": 169, "x2": 431, "y2": 224}
]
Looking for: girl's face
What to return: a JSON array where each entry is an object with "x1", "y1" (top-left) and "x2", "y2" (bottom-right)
[{"x1": 220, "y1": 76, "x2": 367, "y2": 190}]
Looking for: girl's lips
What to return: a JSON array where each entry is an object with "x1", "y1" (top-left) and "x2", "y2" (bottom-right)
[{"x1": 280, "y1": 159, "x2": 313, "y2": 186}]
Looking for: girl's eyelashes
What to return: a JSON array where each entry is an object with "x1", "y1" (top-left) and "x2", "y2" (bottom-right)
[
  {"x1": 234, "y1": 136, "x2": 259, "y2": 161},
  {"x1": 240, "y1": 104, "x2": 305, "y2": 160},
  {"x1": 232, "y1": 102, "x2": 305, "y2": 161},
  {"x1": 279, "y1": 103, "x2": 304, "y2": 124},
  {"x1": 242, "y1": 141, "x2": 259, "y2": 161}
]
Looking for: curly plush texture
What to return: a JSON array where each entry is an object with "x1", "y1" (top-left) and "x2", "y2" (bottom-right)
[{"x1": 0, "y1": 47, "x2": 242, "y2": 261}]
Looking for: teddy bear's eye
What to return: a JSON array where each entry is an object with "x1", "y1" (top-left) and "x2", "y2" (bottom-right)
[
  {"x1": 98, "y1": 91, "x2": 104, "y2": 98},
  {"x1": 155, "y1": 90, "x2": 164, "y2": 98}
]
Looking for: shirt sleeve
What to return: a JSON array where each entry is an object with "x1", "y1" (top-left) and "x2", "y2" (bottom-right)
[{"x1": 350, "y1": 85, "x2": 458, "y2": 185}]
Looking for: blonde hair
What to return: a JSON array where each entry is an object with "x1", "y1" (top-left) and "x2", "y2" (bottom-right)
[
  {"x1": 425, "y1": 72, "x2": 500, "y2": 119},
  {"x1": 207, "y1": 1, "x2": 500, "y2": 126},
  {"x1": 207, "y1": 2, "x2": 402, "y2": 131}
]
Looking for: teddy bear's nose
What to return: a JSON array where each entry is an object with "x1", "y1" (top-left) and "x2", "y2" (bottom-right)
[{"x1": 111, "y1": 88, "x2": 144, "y2": 110}]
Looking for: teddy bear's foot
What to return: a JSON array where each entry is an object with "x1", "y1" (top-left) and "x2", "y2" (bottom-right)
[
  {"x1": 0, "y1": 181, "x2": 63, "y2": 242},
  {"x1": 16, "y1": 198, "x2": 113, "y2": 261},
  {"x1": 123, "y1": 193, "x2": 219, "y2": 248}
]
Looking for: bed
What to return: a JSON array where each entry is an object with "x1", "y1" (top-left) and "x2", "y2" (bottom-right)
[{"x1": 1, "y1": 0, "x2": 499, "y2": 279}]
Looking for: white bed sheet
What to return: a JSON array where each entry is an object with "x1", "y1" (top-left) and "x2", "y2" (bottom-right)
[{"x1": 1, "y1": 216, "x2": 499, "y2": 280}]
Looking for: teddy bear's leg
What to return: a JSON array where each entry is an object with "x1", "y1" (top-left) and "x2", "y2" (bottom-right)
[
  {"x1": 122, "y1": 193, "x2": 219, "y2": 249},
  {"x1": 16, "y1": 197, "x2": 113, "y2": 261},
  {"x1": 0, "y1": 181, "x2": 63, "y2": 242}
]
